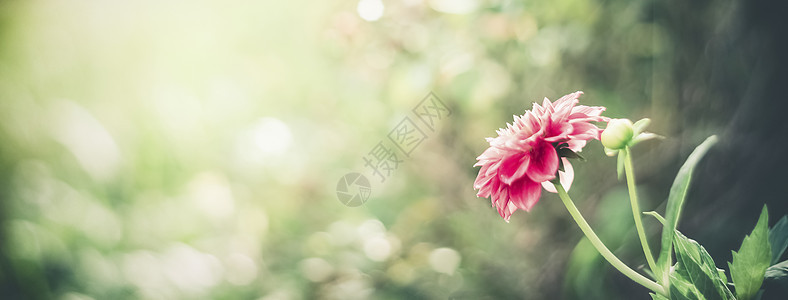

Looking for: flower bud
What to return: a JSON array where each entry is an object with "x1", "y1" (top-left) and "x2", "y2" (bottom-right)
[{"x1": 601, "y1": 118, "x2": 634, "y2": 150}]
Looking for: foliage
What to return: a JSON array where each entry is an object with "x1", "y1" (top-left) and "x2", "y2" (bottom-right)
[
  {"x1": 0, "y1": 0, "x2": 782, "y2": 299},
  {"x1": 670, "y1": 231, "x2": 734, "y2": 300},
  {"x1": 657, "y1": 136, "x2": 718, "y2": 285},
  {"x1": 728, "y1": 207, "x2": 771, "y2": 300}
]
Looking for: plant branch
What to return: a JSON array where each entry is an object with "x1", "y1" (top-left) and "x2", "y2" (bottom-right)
[
  {"x1": 554, "y1": 183, "x2": 666, "y2": 295},
  {"x1": 623, "y1": 147, "x2": 659, "y2": 277}
]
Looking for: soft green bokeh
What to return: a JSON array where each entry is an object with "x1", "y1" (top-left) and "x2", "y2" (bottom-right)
[{"x1": 0, "y1": 0, "x2": 774, "y2": 299}]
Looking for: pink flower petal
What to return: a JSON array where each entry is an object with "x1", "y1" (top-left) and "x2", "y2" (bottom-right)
[
  {"x1": 473, "y1": 169, "x2": 493, "y2": 190},
  {"x1": 565, "y1": 140, "x2": 588, "y2": 152},
  {"x1": 544, "y1": 122, "x2": 573, "y2": 142},
  {"x1": 472, "y1": 91, "x2": 606, "y2": 220},
  {"x1": 554, "y1": 91, "x2": 583, "y2": 106},
  {"x1": 508, "y1": 178, "x2": 542, "y2": 211},
  {"x1": 494, "y1": 186, "x2": 511, "y2": 219},
  {"x1": 476, "y1": 178, "x2": 494, "y2": 198},
  {"x1": 542, "y1": 158, "x2": 575, "y2": 193},
  {"x1": 525, "y1": 142, "x2": 558, "y2": 182},
  {"x1": 498, "y1": 152, "x2": 530, "y2": 184},
  {"x1": 568, "y1": 122, "x2": 600, "y2": 140},
  {"x1": 500, "y1": 200, "x2": 516, "y2": 223},
  {"x1": 571, "y1": 104, "x2": 606, "y2": 118}
]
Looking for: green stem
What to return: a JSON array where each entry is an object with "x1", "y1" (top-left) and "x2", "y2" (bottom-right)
[
  {"x1": 623, "y1": 147, "x2": 659, "y2": 277},
  {"x1": 554, "y1": 183, "x2": 666, "y2": 295}
]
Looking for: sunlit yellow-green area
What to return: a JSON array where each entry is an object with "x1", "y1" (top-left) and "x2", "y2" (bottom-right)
[{"x1": 0, "y1": 0, "x2": 764, "y2": 299}]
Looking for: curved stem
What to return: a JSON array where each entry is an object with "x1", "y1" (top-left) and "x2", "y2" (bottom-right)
[
  {"x1": 554, "y1": 183, "x2": 666, "y2": 295},
  {"x1": 623, "y1": 147, "x2": 659, "y2": 276}
]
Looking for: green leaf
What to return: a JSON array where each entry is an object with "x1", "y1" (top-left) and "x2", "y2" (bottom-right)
[
  {"x1": 761, "y1": 261, "x2": 788, "y2": 300},
  {"x1": 729, "y1": 206, "x2": 772, "y2": 300},
  {"x1": 670, "y1": 271, "x2": 705, "y2": 300},
  {"x1": 673, "y1": 230, "x2": 734, "y2": 300},
  {"x1": 644, "y1": 211, "x2": 666, "y2": 226},
  {"x1": 558, "y1": 147, "x2": 585, "y2": 161},
  {"x1": 632, "y1": 132, "x2": 665, "y2": 145},
  {"x1": 763, "y1": 260, "x2": 788, "y2": 292},
  {"x1": 716, "y1": 269, "x2": 737, "y2": 299},
  {"x1": 717, "y1": 268, "x2": 728, "y2": 285},
  {"x1": 633, "y1": 118, "x2": 652, "y2": 135},
  {"x1": 764, "y1": 260, "x2": 788, "y2": 281},
  {"x1": 656, "y1": 135, "x2": 718, "y2": 283},
  {"x1": 768, "y1": 215, "x2": 788, "y2": 265},
  {"x1": 629, "y1": 118, "x2": 664, "y2": 146}
]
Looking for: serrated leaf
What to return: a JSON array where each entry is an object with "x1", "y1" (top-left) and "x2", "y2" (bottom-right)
[
  {"x1": 656, "y1": 135, "x2": 718, "y2": 285},
  {"x1": 729, "y1": 206, "x2": 771, "y2": 300},
  {"x1": 714, "y1": 267, "x2": 736, "y2": 298},
  {"x1": 673, "y1": 230, "x2": 733, "y2": 300},
  {"x1": 768, "y1": 215, "x2": 788, "y2": 264},
  {"x1": 670, "y1": 271, "x2": 705, "y2": 300}
]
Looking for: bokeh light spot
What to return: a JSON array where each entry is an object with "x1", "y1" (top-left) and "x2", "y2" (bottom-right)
[
  {"x1": 357, "y1": 0, "x2": 384, "y2": 22},
  {"x1": 300, "y1": 257, "x2": 334, "y2": 282},
  {"x1": 225, "y1": 253, "x2": 258, "y2": 286},
  {"x1": 428, "y1": 0, "x2": 478, "y2": 15},
  {"x1": 428, "y1": 247, "x2": 461, "y2": 275},
  {"x1": 363, "y1": 237, "x2": 392, "y2": 261},
  {"x1": 252, "y1": 117, "x2": 292, "y2": 157}
]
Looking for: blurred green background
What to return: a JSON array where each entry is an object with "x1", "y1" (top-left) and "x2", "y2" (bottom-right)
[{"x1": 1, "y1": 0, "x2": 787, "y2": 299}]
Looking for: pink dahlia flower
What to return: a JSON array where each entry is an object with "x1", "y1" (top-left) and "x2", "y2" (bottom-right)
[{"x1": 473, "y1": 91, "x2": 608, "y2": 221}]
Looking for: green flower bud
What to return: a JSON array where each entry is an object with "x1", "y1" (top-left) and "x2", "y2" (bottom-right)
[{"x1": 601, "y1": 118, "x2": 634, "y2": 150}]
